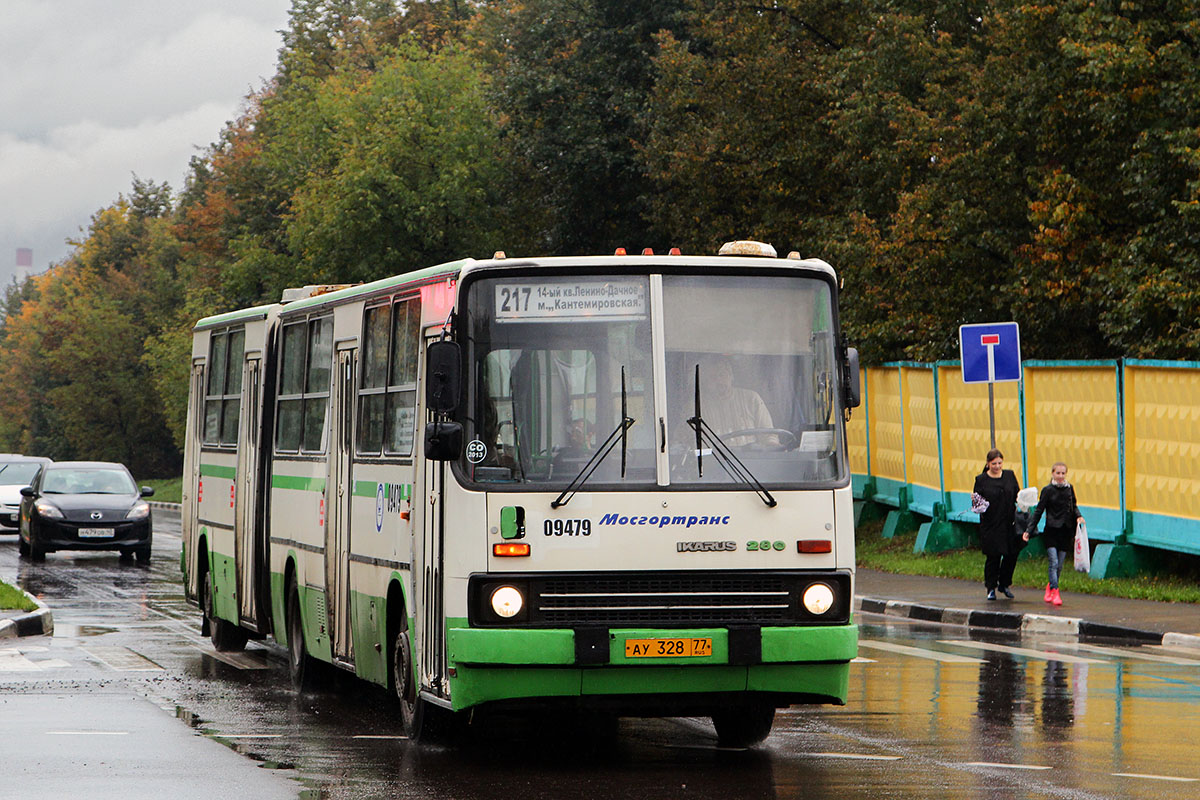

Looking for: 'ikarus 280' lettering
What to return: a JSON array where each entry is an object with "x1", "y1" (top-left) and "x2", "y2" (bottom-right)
[{"x1": 181, "y1": 241, "x2": 862, "y2": 747}]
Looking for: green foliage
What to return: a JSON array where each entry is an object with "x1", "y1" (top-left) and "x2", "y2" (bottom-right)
[{"x1": 5, "y1": 0, "x2": 1200, "y2": 474}]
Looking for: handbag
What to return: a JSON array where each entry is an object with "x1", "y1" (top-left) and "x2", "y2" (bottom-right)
[
  {"x1": 1074, "y1": 521, "x2": 1091, "y2": 573},
  {"x1": 970, "y1": 492, "x2": 990, "y2": 514}
]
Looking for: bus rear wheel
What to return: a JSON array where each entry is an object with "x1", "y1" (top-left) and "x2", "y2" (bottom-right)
[
  {"x1": 204, "y1": 570, "x2": 248, "y2": 652},
  {"x1": 712, "y1": 703, "x2": 776, "y2": 748},
  {"x1": 287, "y1": 577, "x2": 322, "y2": 689}
]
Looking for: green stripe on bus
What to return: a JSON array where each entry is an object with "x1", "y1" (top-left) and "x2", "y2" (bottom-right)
[
  {"x1": 199, "y1": 464, "x2": 237, "y2": 479},
  {"x1": 271, "y1": 475, "x2": 327, "y2": 492},
  {"x1": 353, "y1": 480, "x2": 380, "y2": 498}
]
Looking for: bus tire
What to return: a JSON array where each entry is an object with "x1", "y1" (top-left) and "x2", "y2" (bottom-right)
[
  {"x1": 287, "y1": 576, "x2": 322, "y2": 690},
  {"x1": 204, "y1": 570, "x2": 248, "y2": 652},
  {"x1": 712, "y1": 703, "x2": 775, "y2": 748},
  {"x1": 390, "y1": 614, "x2": 461, "y2": 742}
]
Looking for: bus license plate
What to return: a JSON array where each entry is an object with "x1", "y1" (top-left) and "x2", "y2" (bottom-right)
[
  {"x1": 77, "y1": 528, "x2": 113, "y2": 538},
  {"x1": 624, "y1": 638, "x2": 713, "y2": 658}
]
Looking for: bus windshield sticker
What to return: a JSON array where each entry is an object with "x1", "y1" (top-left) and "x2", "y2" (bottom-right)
[{"x1": 494, "y1": 280, "x2": 647, "y2": 322}]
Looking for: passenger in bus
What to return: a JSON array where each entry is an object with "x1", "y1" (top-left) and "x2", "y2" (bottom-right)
[{"x1": 703, "y1": 356, "x2": 779, "y2": 447}]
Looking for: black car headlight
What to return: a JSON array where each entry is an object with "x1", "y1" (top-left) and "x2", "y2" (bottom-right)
[
  {"x1": 34, "y1": 499, "x2": 63, "y2": 519},
  {"x1": 125, "y1": 501, "x2": 151, "y2": 521}
]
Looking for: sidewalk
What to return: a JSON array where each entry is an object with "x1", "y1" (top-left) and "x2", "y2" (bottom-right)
[{"x1": 856, "y1": 568, "x2": 1200, "y2": 650}]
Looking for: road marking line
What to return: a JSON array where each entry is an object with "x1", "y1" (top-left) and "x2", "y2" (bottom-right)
[
  {"x1": 193, "y1": 646, "x2": 274, "y2": 670},
  {"x1": 0, "y1": 649, "x2": 55, "y2": 672},
  {"x1": 84, "y1": 646, "x2": 164, "y2": 671},
  {"x1": 353, "y1": 735, "x2": 407, "y2": 740},
  {"x1": 936, "y1": 640, "x2": 1104, "y2": 664},
  {"x1": 213, "y1": 734, "x2": 282, "y2": 739},
  {"x1": 964, "y1": 762, "x2": 1051, "y2": 770},
  {"x1": 802, "y1": 752, "x2": 902, "y2": 761},
  {"x1": 851, "y1": 656, "x2": 876, "y2": 663},
  {"x1": 1054, "y1": 642, "x2": 1200, "y2": 666},
  {"x1": 1112, "y1": 773, "x2": 1198, "y2": 782},
  {"x1": 858, "y1": 639, "x2": 983, "y2": 663},
  {"x1": 47, "y1": 731, "x2": 130, "y2": 736}
]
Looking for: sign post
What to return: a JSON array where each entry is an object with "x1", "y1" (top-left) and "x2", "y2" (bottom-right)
[{"x1": 959, "y1": 322, "x2": 1021, "y2": 449}]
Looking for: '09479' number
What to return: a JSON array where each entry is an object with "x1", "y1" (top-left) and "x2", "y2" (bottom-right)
[{"x1": 544, "y1": 519, "x2": 591, "y2": 536}]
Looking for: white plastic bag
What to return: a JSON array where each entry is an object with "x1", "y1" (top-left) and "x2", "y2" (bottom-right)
[{"x1": 1074, "y1": 521, "x2": 1091, "y2": 573}]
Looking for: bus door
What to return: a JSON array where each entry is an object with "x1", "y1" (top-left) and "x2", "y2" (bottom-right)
[
  {"x1": 326, "y1": 345, "x2": 357, "y2": 664},
  {"x1": 234, "y1": 355, "x2": 261, "y2": 628},
  {"x1": 416, "y1": 334, "x2": 447, "y2": 700},
  {"x1": 184, "y1": 360, "x2": 206, "y2": 599}
]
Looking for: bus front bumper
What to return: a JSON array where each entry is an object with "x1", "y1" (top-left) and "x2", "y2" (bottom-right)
[{"x1": 445, "y1": 623, "x2": 857, "y2": 711}]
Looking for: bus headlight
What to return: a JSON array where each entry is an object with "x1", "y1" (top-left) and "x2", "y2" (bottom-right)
[
  {"x1": 802, "y1": 582, "x2": 835, "y2": 615},
  {"x1": 490, "y1": 586, "x2": 524, "y2": 619}
]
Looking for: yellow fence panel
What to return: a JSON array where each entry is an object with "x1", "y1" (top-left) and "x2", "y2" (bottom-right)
[
  {"x1": 900, "y1": 366, "x2": 939, "y2": 500},
  {"x1": 847, "y1": 367, "x2": 869, "y2": 477},
  {"x1": 936, "y1": 365, "x2": 1022, "y2": 499},
  {"x1": 866, "y1": 366, "x2": 905, "y2": 485},
  {"x1": 1124, "y1": 365, "x2": 1200, "y2": 522},
  {"x1": 1023, "y1": 364, "x2": 1120, "y2": 510}
]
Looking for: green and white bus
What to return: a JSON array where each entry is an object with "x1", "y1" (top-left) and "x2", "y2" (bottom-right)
[{"x1": 182, "y1": 242, "x2": 861, "y2": 745}]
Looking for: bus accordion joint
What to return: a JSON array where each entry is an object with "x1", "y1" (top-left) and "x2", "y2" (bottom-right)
[
  {"x1": 798, "y1": 539, "x2": 833, "y2": 554},
  {"x1": 493, "y1": 542, "x2": 531, "y2": 557}
]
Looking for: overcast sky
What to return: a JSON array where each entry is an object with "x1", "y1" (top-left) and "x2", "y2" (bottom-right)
[{"x1": 0, "y1": 0, "x2": 292, "y2": 284}]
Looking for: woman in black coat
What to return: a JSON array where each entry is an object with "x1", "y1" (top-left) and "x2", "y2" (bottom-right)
[{"x1": 972, "y1": 449, "x2": 1019, "y2": 600}]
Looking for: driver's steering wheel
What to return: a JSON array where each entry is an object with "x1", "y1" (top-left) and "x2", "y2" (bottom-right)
[{"x1": 718, "y1": 428, "x2": 798, "y2": 451}]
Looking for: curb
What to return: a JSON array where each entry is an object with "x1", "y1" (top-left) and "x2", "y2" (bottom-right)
[
  {"x1": 856, "y1": 596, "x2": 1184, "y2": 649},
  {"x1": 0, "y1": 589, "x2": 53, "y2": 639}
]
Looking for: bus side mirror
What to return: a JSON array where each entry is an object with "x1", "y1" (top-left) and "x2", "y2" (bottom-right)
[
  {"x1": 425, "y1": 341, "x2": 462, "y2": 413},
  {"x1": 843, "y1": 347, "x2": 861, "y2": 409},
  {"x1": 425, "y1": 421, "x2": 464, "y2": 461}
]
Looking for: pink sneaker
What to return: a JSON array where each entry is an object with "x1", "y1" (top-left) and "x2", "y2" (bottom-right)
[
  {"x1": 1044, "y1": 584, "x2": 1053, "y2": 602},
  {"x1": 1051, "y1": 588, "x2": 1062, "y2": 607}
]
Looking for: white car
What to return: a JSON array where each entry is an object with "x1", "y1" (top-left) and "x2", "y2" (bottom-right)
[{"x1": 0, "y1": 457, "x2": 50, "y2": 527}]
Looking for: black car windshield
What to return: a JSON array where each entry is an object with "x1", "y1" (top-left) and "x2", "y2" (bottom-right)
[
  {"x1": 42, "y1": 468, "x2": 136, "y2": 495},
  {"x1": 0, "y1": 462, "x2": 43, "y2": 485}
]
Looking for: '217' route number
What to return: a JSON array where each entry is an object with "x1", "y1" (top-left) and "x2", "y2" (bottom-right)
[
  {"x1": 498, "y1": 287, "x2": 532, "y2": 313},
  {"x1": 544, "y1": 519, "x2": 591, "y2": 536}
]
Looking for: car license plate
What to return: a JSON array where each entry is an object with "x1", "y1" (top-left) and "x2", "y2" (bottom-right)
[
  {"x1": 77, "y1": 528, "x2": 114, "y2": 538},
  {"x1": 624, "y1": 637, "x2": 713, "y2": 658}
]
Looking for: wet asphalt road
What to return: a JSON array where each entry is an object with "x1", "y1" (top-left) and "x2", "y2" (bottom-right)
[{"x1": 3, "y1": 512, "x2": 1200, "y2": 799}]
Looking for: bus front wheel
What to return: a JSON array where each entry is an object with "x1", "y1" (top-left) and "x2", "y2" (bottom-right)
[
  {"x1": 390, "y1": 616, "x2": 421, "y2": 736},
  {"x1": 287, "y1": 577, "x2": 324, "y2": 689},
  {"x1": 712, "y1": 703, "x2": 776, "y2": 747}
]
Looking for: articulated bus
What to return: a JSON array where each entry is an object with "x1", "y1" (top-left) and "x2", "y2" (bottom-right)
[{"x1": 182, "y1": 242, "x2": 861, "y2": 745}]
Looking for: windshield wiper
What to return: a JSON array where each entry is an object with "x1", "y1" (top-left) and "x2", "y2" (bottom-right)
[
  {"x1": 687, "y1": 364, "x2": 777, "y2": 508},
  {"x1": 551, "y1": 367, "x2": 635, "y2": 509}
]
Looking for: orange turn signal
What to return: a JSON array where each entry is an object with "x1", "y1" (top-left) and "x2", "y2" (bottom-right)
[
  {"x1": 797, "y1": 539, "x2": 832, "y2": 554},
  {"x1": 493, "y1": 543, "x2": 531, "y2": 557}
]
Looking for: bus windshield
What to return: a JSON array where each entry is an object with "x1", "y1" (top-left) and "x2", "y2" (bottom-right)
[{"x1": 460, "y1": 271, "x2": 845, "y2": 490}]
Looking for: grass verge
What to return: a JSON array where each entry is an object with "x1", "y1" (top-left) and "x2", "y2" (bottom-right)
[
  {"x1": 0, "y1": 578, "x2": 37, "y2": 612},
  {"x1": 856, "y1": 518, "x2": 1200, "y2": 604},
  {"x1": 140, "y1": 476, "x2": 182, "y2": 504}
]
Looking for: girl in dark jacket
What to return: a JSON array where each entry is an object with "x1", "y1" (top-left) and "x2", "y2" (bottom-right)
[
  {"x1": 1023, "y1": 462, "x2": 1085, "y2": 606},
  {"x1": 972, "y1": 449, "x2": 1019, "y2": 600}
]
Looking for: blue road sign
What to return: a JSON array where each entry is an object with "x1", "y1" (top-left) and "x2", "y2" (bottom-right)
[{"x1": 959, "y1": 322, "x2": 1021, "y2": 383}]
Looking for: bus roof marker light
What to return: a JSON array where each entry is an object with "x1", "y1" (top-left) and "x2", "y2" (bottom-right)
[
  {"x1": 668, "y1": 247, "x2": 681, "y2": 255},
  {"x1": 493, "y1": 542, "x2": 531, "y2": 557},
  {"x1": 493, "y1": 251, "x2": 507, "y2": 259},
  {"x1": 642, "y1": 248, "x2": 654, "y2": 255},
  {"x1": 614, "y1": 247, "x2": 627, "y2": 255},
  {"x1": 718, "y1": 240, "x2": 777, "y2": 257}
]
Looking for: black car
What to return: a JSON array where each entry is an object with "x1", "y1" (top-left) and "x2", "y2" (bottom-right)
[{"x1": 18, "y1": 461, "x2": 154, "y2": 563}]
